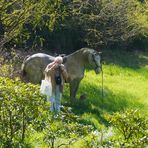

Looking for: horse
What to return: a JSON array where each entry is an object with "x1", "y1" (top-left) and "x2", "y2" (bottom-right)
[{"x1": 21, "y1": 48, "x2": 101, "y2": 102}]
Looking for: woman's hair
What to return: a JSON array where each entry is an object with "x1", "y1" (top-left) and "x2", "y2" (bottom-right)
[{"x1": 54, "y1": 56, "x2": 63, "y2": 64}]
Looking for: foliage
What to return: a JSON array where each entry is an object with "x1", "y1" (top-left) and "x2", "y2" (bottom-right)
[
  {"x1": 105, "y1": 109, "x2": 148, "y2": 147},
  {"x1": 0, "y1": 0, "x2": 147, "y2": 50},
  {"x1": 71, "y1": 0, "x2": 148, "y2": 48},
  {"x1": 0, "y1": 77, "x2": 50, "y2": 147},
  {"x1": 43, "y1": 107, "x2": 94, "y2": 148},
  {"x1": 0, "y1": 49, "x2": 26, "y2": 83},
  {"x1": 0, "y1": 0, "x2": 69, "y2": 49}
]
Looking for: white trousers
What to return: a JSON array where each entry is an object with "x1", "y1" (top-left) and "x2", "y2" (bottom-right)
[{"x1": 47, "y1": 85, "x2": 62, "y2": 113}]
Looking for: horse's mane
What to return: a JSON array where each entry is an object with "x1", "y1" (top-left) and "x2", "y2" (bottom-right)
[{"x1": 67, "y1": 48, "x2": 94, "y2": 57}]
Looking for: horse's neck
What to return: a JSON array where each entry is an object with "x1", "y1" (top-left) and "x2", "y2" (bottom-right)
[{"x1": 68, "y1": 50, "x2": 89, "y2": 66}]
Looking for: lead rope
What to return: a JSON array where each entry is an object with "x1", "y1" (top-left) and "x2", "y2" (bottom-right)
[
  {"x1": 101, "y1": 63, "x2": 104, "y2": 98},
  {"x1": 100, "y1": 63, "x2": 104, "y2": 146},
  {"x1": 100, "y1": 63, "x2": 104, "y2": 113}
]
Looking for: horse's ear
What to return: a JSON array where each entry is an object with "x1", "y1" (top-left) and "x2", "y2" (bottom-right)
[
  {"x1": 95, "y1": 49, "x2": 102, "y2": 54},
  {"x1": 63, "y1": 56, "x2": 67, "y2": 63},
  {"x1": 60, "y1": 54, "x2": 66, "y2": 57}
]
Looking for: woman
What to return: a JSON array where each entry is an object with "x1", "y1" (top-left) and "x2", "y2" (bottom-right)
[{"x1": 44, "y1": 56, "x2": 68, "y2": 113}]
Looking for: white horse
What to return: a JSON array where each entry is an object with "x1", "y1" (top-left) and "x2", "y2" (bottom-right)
[{"x1": 21, "y1": 48, "x2": 101, "y2": 101}]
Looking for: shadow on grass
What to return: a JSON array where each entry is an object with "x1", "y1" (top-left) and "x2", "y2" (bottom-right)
[
  {"x1": 87, "y1": 49, "x2": 148, "y2": 71},
  {"x1": 102, "y1": 49, "x2": 148, "y2": 69},
  {"x1": 63, "y1": 84, "x2": 145, "y2": 126}
]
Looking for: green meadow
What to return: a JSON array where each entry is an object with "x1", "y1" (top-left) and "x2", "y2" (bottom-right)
[{"x1": 63, "y1": 50, "x2": 148, "y2": 125}]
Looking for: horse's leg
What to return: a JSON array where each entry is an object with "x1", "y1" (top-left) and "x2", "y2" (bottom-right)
[{"x1": 70, "y1": 79, "x2": 81, "y2": 103}]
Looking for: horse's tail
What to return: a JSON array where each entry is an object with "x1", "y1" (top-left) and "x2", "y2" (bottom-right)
[
  {"x1": 21, "y1": 63, "x2": 26, "y2": 77},
  {"x1": 21, "y1": 55, "x2": 30, "y2": 78}
]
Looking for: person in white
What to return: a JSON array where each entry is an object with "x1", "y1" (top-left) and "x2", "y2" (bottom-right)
[{"x1": 43, "y1": 56, "x2": 68, "y2": 113}]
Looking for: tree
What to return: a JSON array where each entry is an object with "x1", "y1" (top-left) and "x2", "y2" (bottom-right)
[
  {"x1": 0, "y1": 0, "x2": 69, "y2": 49},
  {"x1": 70, "y1": 0, "x2": 148, "y2": 48},
  {"x1": 0, "y1": 0, "x2": 147, "y2": 50}
]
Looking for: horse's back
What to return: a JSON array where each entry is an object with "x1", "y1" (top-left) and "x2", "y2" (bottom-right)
[{"x1": 22, "y1": 53, "x2": 54, "y2": 83}]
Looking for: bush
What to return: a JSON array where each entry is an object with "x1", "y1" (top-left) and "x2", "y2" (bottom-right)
[
  {"x1": 105, "y1": 109, "x2": 148, "y2": 147},
  {"x1": 43, "y1": 107, "x2": 94, "y2": 147},
  {"x1": 0, "y1": 77, "x2": 50, "y2": 147}
]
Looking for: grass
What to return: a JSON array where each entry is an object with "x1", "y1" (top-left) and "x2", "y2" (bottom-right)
[{"x1": 63, "y1": 49, "x2": 148, "y2": 127}]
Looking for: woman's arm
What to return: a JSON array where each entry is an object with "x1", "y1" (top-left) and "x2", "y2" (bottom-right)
[{"x1": 60, "y1": 64, "x2": 68, "y2": 82}]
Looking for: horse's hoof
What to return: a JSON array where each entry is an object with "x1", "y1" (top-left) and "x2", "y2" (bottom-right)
[
  {"x1": 79, "y1": 93, "x2": 87, "y2": 101},
  {"x1": 70, "y1": 98, "x2": 77, "y2": 105}
]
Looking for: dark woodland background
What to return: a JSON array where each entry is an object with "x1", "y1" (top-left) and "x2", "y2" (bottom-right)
[{"x1": 0, "y1": 0, "x2": 147, "y2": 55}]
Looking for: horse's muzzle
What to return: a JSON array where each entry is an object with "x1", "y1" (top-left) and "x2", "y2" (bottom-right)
[{"x1": 95, "y1": 67, "x2": 101, "y2": 74}]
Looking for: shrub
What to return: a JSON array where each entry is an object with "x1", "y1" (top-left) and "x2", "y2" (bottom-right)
[
  {"x1": 105, "y1": 109, "x2": 148, "y2": 147},
  {"x1": 0, "y1": 77, "x2": 50, "y2": 147},
  {"x1": 43, "y1": 107, "x2": 94, "y2": 148}
]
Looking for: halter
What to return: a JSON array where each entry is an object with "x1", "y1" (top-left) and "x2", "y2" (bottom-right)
[
  {"x1": 92, "y1": 52, "x2": 102, "y2": 71},
  {"x1": 92, "y1": 52, "x2": 104, "y2": 98}
]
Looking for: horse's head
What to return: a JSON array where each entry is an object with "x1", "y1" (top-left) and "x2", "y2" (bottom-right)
[{"x1": 88, "y1": 50, "x2": 102, "y2": 74}]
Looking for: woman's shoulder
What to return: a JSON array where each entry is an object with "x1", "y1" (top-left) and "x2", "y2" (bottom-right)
[{"x1": 60, "y1": 64, "x2": 66, "y2": 69}]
